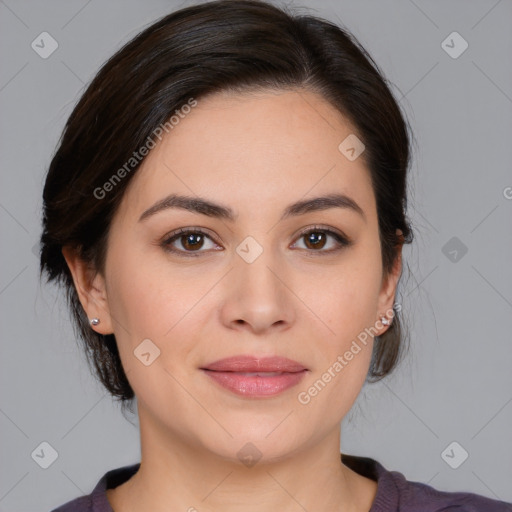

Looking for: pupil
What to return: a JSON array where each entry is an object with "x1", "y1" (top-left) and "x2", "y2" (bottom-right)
[
  {"x1": 184, "y1": 233, "x2": 203, "y2": 250},
  {"x1": 307, "y1": 232, "x2": 325, "y2": 249}
]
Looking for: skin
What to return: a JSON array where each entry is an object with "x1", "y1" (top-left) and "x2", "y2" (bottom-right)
[{"x1": 63, "y1": 88, "x2": 403, "y2": 512}]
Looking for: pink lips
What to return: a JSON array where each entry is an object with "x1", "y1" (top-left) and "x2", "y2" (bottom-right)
[{"x1": 201, "y1": 356, "x2": 308, "y2": 397}]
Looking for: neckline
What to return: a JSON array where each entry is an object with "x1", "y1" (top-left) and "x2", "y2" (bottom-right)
[{"x1": 93, "y1": 453, "x2": 399, "y2": 511}]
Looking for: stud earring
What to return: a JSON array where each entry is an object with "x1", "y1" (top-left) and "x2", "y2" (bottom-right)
[
  {"x1": 90, "y1": 318, "x2": 100, "y2": 326},
  {"x1": 381, "y1": 316, "x2": 391, "y2": 326}
]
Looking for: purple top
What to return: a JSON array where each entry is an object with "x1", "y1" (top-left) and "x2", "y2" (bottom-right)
[{"x1": 51, "y1": 454, "x2": 512, "y2": 511}]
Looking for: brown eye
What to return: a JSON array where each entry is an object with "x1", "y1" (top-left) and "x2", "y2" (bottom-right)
[
  {"x1": 303, "y1": 231, "x2": 328, "y2": 250},
  {"x1": 180, "y1": 232, "x2": 205, "y2": 251},
  {"x1": 292, "y1": 226, "x2": 352, "y2": 254},
  {"x1": 162, "y1": 228, "x2": 219, "y2": 256},
  {"x1": 161, "y1": 225, "x2": 351, "y2": 258}
]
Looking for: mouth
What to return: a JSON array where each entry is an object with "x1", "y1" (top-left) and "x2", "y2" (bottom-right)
[{"x1": 200, "y1": 356, "x2": 308, "y2": 398}]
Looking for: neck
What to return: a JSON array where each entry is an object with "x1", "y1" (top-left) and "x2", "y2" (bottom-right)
[{"x1": 107, "y1": 408, "x2": 376, "y2": 512}]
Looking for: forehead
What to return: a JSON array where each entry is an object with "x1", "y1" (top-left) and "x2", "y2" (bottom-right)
[{"x1": 117, "y1": 89, "x2": 375, "y2": 222}]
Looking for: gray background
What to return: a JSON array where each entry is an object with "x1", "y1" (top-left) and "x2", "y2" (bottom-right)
[{"x1": 0, "y1": 0, "x2": 511, "y2": 510}]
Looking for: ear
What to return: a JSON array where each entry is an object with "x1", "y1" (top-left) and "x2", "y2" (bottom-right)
[
  {"x1": 375, "y1": 229, "x2": 403, "y2": 335},
  {"x1": 61, "y1": 246, "x2": 114, "y2": 335}
]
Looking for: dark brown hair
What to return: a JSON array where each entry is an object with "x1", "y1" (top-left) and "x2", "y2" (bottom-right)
[{"x1": 39, "y1": 0, "x2": 414, "y2": 413}]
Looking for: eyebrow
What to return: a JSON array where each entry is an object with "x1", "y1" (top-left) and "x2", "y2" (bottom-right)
[{"x1": 138, "y1": 192, "x2": 366, "y2": 223}]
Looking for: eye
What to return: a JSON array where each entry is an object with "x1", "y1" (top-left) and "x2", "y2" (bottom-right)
[
  {"x1": 161, "y1": 225, "x2": 352, "y2": 257},
  {"x1": 161, "y1": 227, "x2": 220, "y2": 257},
  {"x1": 291, "y1": 225, "x2": 352, "y2": 254}
]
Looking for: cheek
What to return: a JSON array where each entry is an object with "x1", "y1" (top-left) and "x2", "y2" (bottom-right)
[
  {"x1": 105, "y1": 244, "x2": 213, "y2": 373},
  {"x1": 105, "y1": 241, "x2": 189, "y2": 336},
  {"x1": 304, "y1": 258, "x2": 382, "y2": 343},
  {"x1": 296, "y1": 319, "x2": 374, "y2": 417},
  {"x1": 293, "y1": 250, "x2": 381, "y2": 403},
  {"x1": 104, "y1": 253, "x2": 199, "y2": 403}
]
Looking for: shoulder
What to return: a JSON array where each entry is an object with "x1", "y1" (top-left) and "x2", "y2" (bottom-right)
[
  {"x1": 50, "y1": 494, "x2": 92, "y2": 512},
  {"x1": 386, "y1": 468, "x2": 512, "y2": 511},
  {"x1": 49, "y1": 463, "x2": 140, "y2": 512},
  {"x1": 341, "y1": 453, "x2": 512, "y2": 512}
]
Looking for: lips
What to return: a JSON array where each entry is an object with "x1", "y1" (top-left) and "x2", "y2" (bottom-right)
[
  {"x1": 201, "y1": 355, "x2": 307, "y2": 373},
  {"x1": 201, "y1": 356, "x2": 308, "y2": 397}
]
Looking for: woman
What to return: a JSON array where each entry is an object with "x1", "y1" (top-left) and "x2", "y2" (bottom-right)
[{"x1": 40, "y1": 1, "x2": 511, "y2": 510}]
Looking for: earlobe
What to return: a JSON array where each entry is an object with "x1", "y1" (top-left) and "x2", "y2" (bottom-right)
[{"x1": 61, "y1": 246, "x2": 114, "y2": 334}]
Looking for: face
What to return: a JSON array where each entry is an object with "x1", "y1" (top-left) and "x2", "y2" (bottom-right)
[{"x1": 67, "y1": 88, "x2": 401, "y2": 463}]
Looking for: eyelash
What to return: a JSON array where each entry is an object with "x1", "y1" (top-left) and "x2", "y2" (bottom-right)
[{"x1": 160, "y1": 225, "x2": 352, "y2": 258}]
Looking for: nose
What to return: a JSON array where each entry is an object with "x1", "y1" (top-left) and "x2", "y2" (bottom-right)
[{"x1": 219, "y1": 251, "x2": 296, "y2": 336}]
